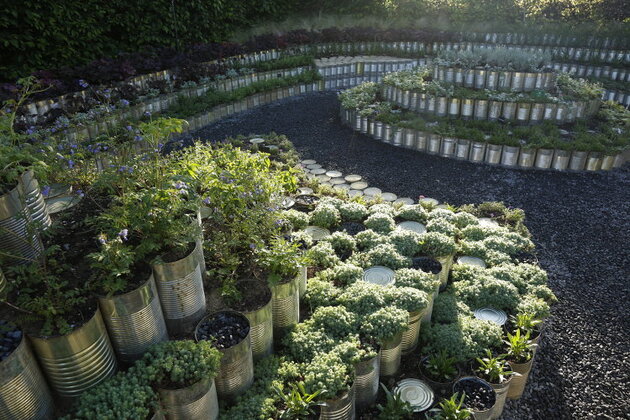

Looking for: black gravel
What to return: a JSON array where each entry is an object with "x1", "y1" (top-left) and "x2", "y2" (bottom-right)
[
  {"x1": 196, "y1": 312, "x2": 250, "y2": 349},
  {"x1": 183, "y1": 91, "x2": 630, "y2": 419},
  {"x1": 0, "y1": 320, "x2": 22, "y2": 361},
  {"x1": 454, "y1": 377, "x2": 497, "y2": 411}
]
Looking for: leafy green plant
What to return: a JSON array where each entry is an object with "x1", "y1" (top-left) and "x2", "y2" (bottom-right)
[
  {"x1": 305, "y1": 242, "x2": 341, "y2": 269},
  {"x1": 359, "y1": 243, "x2": 411, "y2": 269},
  {"x1": 394, "y1": 268, "x2": 441, "y2": 295},
  {"x1": 359, "y1": 307, "x2": 408, "y2": 343},
  {"x1": 418, "y1": 232, "x2": 456, "y2": 257},
  {"x1": 256, "y1": 237, "x2": 305, "y2": 284},
  {"x1": 281, "y1": 209, "x2": 310, "y2": 231},
  {"x1": 396, "y1": 204, "x2": 428, "y2": 223},
  {"x1": 142, "y1": 340, "x2": 222, "y2": 389},
  {"x1": 365, "y1": 212, "x2": 396, "y2": 234},
  {"x1": 428, "y1": 393, "x2": 472, "y2": 420},
  {"x1": 504, "y1": 329, "x2": 534, "y2": 364},
  {"x1": 309, "y1": 203, "x2": 341, "y2": 229},
  {"x1": 302, "y1": 352, "x2": 352, "y2": 399},
  {"x1": 321, "y1": 231, "x2": 356, "y2": 257},
  {"x1": 274, "y1": 382, "x2": 323, "y2": 419},
  {"x1": 339, "y1": 201, "x2": 369, "y2": 222},
  {"x1": 474, "y1": 350, "x2": 513, "y2": 385},
  {"x1": 317, "y1": 263, "x2": 363, "y2": 287},
  {"x1": 422, "y1": 350, "x2": 459, "y2": 383},
  {"x1": 355, "y1": 229, "x2": 389, "y2": 251},
  {"x1": 388, "y1": 229, "x2": 423, "y2": 257},
  {"x1": 511, "y1": 313, "x2": 543, "y2": 337},
  {"x1": 377, "y1": 383, "x2": 414, "y2": 420}
]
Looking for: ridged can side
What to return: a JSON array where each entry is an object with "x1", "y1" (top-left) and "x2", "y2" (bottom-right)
[
  {"x1": 242, "y1": 298, "x2": 274, "y2": 361},
  {"x1": 0, "y1": 186, "x2": 43, "y2": 264},
  {"x1": 0, "y1": 336, "x2": 55, "y2": 419},
  {"x1": 507, "y1": 358, "x2": 534, "y2": 400},
  {"x1": 158, "y1": 378, "x2": 218, "y2": 420},
  {"x1": 19, "y1": 170, "x2": 51, "y2": 231},
  {"x1": 98, "y1": 275, "x2": 169, "y2": 363},
  {"x1": 380, "y1": 333, "x2": 403, "y2": 377},
  {"x1": 354, "y1": 354, "x2": 380, "y2": 410},
  {"x1": 28, "y1": 307, "x2": 117, "y2": 400},
  {"x1": 401, "y1": 309, "x2": 426, "y2": 354},
  {"x1": 271, "y1": 275, "x2": 300, "y2": 339},
  {"x1": 319, "y1": 384, "x2": 355, "y2": 420}
]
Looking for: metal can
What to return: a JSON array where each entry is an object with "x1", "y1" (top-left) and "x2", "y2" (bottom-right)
[
  {"x1": 271, "y1": 274, "x2": 300, "y2": 339},
  {"x1": 354, "y1": 355, "x2": 380, "y2": 410},
  {"x1": 158, "y1": 378, "x2": 218, "y2": 420}
]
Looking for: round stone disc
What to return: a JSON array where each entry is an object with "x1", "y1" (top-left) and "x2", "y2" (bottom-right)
[
  {"x1": 310, "y1": 168, "x2": 326, "y2": 175},
  {"x1": 266, "y1": 145, "x2": 279, "y2": 151},
  {"x1": 362, "y1": 266, "x2": 396, "y2": 286},
  {"x1": 307, "y1": 164, "x2": 322, "y2": 170},
  {"x1": 436, "y1": 204, "x2": 451, "y2": 210},
  {"x1": 334, "y1": 183, "x2": 351, "y2": 191},
  {"x1": 301, "y1": 159, "x2": 316, "y2": 165},
  {"x1": 478, "y1": 217, "x2": 500, "y2": 228},
  {"x1": 397, "y1": 221, "x2": 426, "y2": 234},
  {"x1": 298, "y1": 187, "x2": 314, "y2": 195},
  {"x1": 364, "y1": 187, "x2": 382, "y2": 197},
  {"x1": 381, "y1": 192, "x2": 398, "y2": 202},
  {"x1": 46, "y1": 195, "x2": 81, "y2": 214},
  {"x1": 330, "y1": 178, "x2": 346, "y2": 185},
  {"x1": 350, "y1": 181, "x2": 368, "y2": 190},
  {"x1": 249, "y1": 137, "x2": 265, "y2": 144},
  {"x1": 326, "y1": 170, "x2": 343, "y2": 178},
  {"x1": 457, "y1": 256, "x2": 487, "y2": 268},
  {"x1": 394, "y1": 379, "x2": 434, "y2": 413},
  {"x1": 345, "y1": 174, "x2": 362, "y2": 183},
  {"x1": 281, "y1": 197, "x2": 295, "y2": 209},
  {"x1": 316, "y1": 175, "x2": 331, "y2": 182},
  {"x1": 394, "y1": 197, "x2": 414, "y2": 205},
  {"x1": 474, "y1": 308, "x2": 508, "y2": 326},
  {"x1": 305, "y1": 226, "x2": 331, "y2": 241},
  {"x1": 348, "y1": 189, "x2": 364, "y2": 197},
  {"x1": 419, "y1": 197, "x2": 439, "y2": 206},
  {"x1": 320, "y1": 182, "x2": 332, "y2": 187}
]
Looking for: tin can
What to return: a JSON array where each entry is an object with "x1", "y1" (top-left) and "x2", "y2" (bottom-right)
[
  {"x1": 380, "y1": 333, "x2": 403, "y2": 377},
  {"x1": 354, "y1": 355, "x2": 380, "y2": 410},
  {"x1": 158, "y1": 378, "x2": 218, "y2": 420}
]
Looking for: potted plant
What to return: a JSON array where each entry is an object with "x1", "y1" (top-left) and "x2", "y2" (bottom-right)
[
  {"x1": 361, "y1": 307, "x2": 409, "y2": 377},
  {"x1": 0, "y1": 321, "x2": 54, "y2": 419},
  {"x1": 427, "y1": 393, "x2": 472, "y2": 420},
  {"x1": 510, "y1": 312, "x2": 543, "y2": 350},
  {"x1": 387, "y1": 286, "x2": 429, "y2": 354},
  {"x1": 418, "y1": 232, "x2": 457, "y2": 290},
  {"x1": 142, "y1": 340, "x2": 222, "y2": 420},
  {"x1": 256, "y1": 237, "x2": 306, "y2": 339},
  {"x1": 304, "y1": 353, "x2": 355, "y2": 420},
  {"x1": 376, "y1": 383, "x2": 414, "y2": 419},
  {"x1": 273, "y1": 382, "x2": 323, "y2": 419},
  {"x1": 452, "y1": 377, "x2": 497, "y2": 420},
  {"x1": 195, "y1": 311, "x2": 253, "y2": 400},
  {"x1": 504, "y1": 329, "x2": 536, "y2": 400},
  {"x1": 473, "y1": 350, "x2": 514, "y2": 419},
  {"x1": 419, "y1": 350, "x2": 462, "y2": 397}
]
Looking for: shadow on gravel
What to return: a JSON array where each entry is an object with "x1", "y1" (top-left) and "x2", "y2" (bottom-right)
[{"x1": 178, "y1": 91, "x2": 630, "y2": 419}]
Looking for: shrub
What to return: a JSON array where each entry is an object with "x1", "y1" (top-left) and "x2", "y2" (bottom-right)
[
  {"x1": 516, "y1": 296, "x2": 551, "y2": 320},
  {"x1": 302, "y1": 353, "x2": 353, "y2": 399},
  {"x1": 427, "y1": 208, "x2": 457, "y2": 223},
  {"x1": 303, "y1": 279, "x2": 341, "y2": 311},
  {"x1": 452, "y1": 211, "x2": 479, "y2": 229},
  {"x1": 290, "y1": 230, "x2": 314, "y2": 249},
  {"x1": 368, "y1": 203, "x2": 396, "y2": 217},
  {"x1": 355, "y1": 229, "x2": 389, "y2": 251},
  {"x1": 338, "y1": 282, "x2": 387, "y2": 315},
  {"x1": 281, "y1": 209, "x2": 310, "y2": 231},
  {"x1": 432, "y1": 293, "x2": 473, "y2": 324},
  {"x1": 364, "y1": 212, "x2": 396, "y2": 234},
  {"x1": 142, "y1": 340, "x2": 222, "y2": 389},
  {"x1": 362, "y1": 243, "x2": 411, "y2": 269},
  {"x1": 396, "y1": 204, "x2": 428, "y2": 223},
  {"x1": 317, "y1": 263, "x2": 364, "y2": 287},
  {"x1": 451, "y1": 276, "x2": 521, "y2": 312},
  {"x1": 388, "y1": 229, "x2": 423, "y2": 257},
  {"x1": 394, "y1": 268, "x2": 440, "y2": 294},
  {"x1": 359, "y1": 307, "x2": 409, "y2": 343},
  {"x1": 321, "y1": 231, "x2": 356, "y2": 257},
  {"x1": 309, "y1": 306, "x2": 358, "y2": 338},
  {"x1": 284, "y1": 324, "x2": 338, "y2": 363},
  {"x1": 319, "y1": 196, "x2": 345, "y2": 210},
  {"x1": 460, "y1": 225, "x2": 499, "y2": 241},
  {"x1": 386, "y1": 286, "x2": 429, "y2": 313},
  {"x1": 426, "y1": 218, "x2": 459, "y2": 237},
  {"x1": 418, "y1": 232, "x2": 456, "y2": 257},
  {"x1": 339, "y1": 201, "x2": 369, "y2": 222},
  {"x1": 309, "y1": 203, "x2": 341, "y2": 229},
  {"x1": 305, "y1": 242, "x2": 341, "y2": 269}
]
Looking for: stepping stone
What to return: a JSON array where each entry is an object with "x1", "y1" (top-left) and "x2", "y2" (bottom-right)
[
  {"x1": 350, "y1": 181, "x2": 368, "y2": 190},
  {"x1": 250, "y1": 137, "x2": 265, "y2": 144},
  {"x1": 310, "y1": 168, "x2": 326, "y2": 175},
  {"x1": 478, "y1": 217, "x2": 500, "y2": 228},
  {"x1": 364, "y1": 187, "x2": 382, "y2": 197},
  {"x1": 419, "y1": 197, "x2": 439, "y2": 206},
  {"x1": 345, "y1": 174, "x2": 362, "y2": 183},
  {"x1": 305, "y1": 226, "x2": 331, "y2": 241},
  {"x1": 381, "y1": 192, "x2": 398, "y2": 202},
  {"x1": 321, "y1": 181, "x2": 333, "y2": 187},
  {"x1": 457, "y1": 256, "x2": 487, "y2": 268},
  {"x1": 397, "y1": 221, "x2": 426, "y2": 234},
  {"x1": 316, "y1": 175, "x2": 331, "y2": 182},
  {"x1": 330, "y1": 178, "x2": 346, "y2": 185},
  {"x1": 334, "y1": 183, "x2": 351, "y2": 190},
  {"x1": 326, "y1": 170, "x2": 343, "y2": 178},
  {"x1": 298, "y1": 187, "x2": 314, "y2": 195},
  {"x1": 348, "y1": 189, "x2": 364, "y2": 197},
  {"x1": 301, "y1": 159, "x2": 316, "y2": 165},
  {"x1": 394, "y1": 197, "x2": 414, "y2": 205},
  {"x1": 307, "y1": 164, "x2": 322, "y2": 170}
]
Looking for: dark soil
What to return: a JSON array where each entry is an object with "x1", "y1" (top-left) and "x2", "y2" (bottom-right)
[
  {"x1": 294, "y1": 194, "x2": 319, "y2": 212},
  {"x1": 229, "y1": 279, "x2": 272, "y2": 313},
  {"x1": 339, "y1": 221, "x2": 367, "y2": 236},
  {"x1": 411, "y1": 257, "x2": 442, "y2": 274},
  {"x1": 0, "y1": 321, "x2": 21, "y2": 361},
  {"x1": 181, "y1": 91, "x2": 630, "y2": 419},
  {"x1": 161, "y1": 242, "x2": 195, "y2": 263},
  {"x1": 196, "y1": 312, "x2": 250, "y2": 349},
  {"x1": 454, "y1": 378, "x2": 496, "y2": 411}
]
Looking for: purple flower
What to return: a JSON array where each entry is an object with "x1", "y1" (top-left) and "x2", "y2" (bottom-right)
[
  {"x1": 249, "y1": 243, "x2": 256, "y2": 250},
  {"x1": 120, "y1": 99, "x2": 130, "y2": 107},
  {"x1": 41, "y1": 186, "x2": 51, "y2": 197},
  {"x1": 126, "y1": 125, "x2": 133, "y2": 131},
  {"x1": 98, "y1": 234, "x2": 107, "y2": 245},
  {"x1": 75, "y1": 189, "x2": 84, "y2": 198},
  {"x1": 67, "y1": 159, "x2": 75, "y2": 169},
  {"x1": 78, "y1": 79, "x2": 89, "y2": 88},
  {"x1": 118, "y1": 229, "x2": 129, "y2": 241},
  {"x1": 26, "y1": 126, "x2": 36, "y2": 135},
  {"x1": 203, "y1": 197, "x2": 211, "y2": 205},
  {"x1": 134, "y1": 135, "x2": 143, "y2": 142},
  {"x1": 144, "y1": 111, "x2": 151, "y2": 117}
]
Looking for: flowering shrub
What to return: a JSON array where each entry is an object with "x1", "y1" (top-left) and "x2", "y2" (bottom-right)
[
  {"x1": 368, "y1": 203, "x2": 397, "y2": 217},
  {"x1": 432, "y1": 293, "x2": 473, "y2": 324},
  {"x1": 305, "y1": 242, "x2": 340, "y2": 269},
  {"x1": 339, "y1": 82, "x2": 379, "y2": 111},
  {"x1": 418, "y1": 232, "x2": 456, "y2": 257},
  {"x1": 339, "y1": 202, "x2": 369, "y2": 222},
  {"x1": 256, "y1": 237, "x2": 305, "y2": 284},
  {"x1": 309, "y1": 203, "x2": 341, "y2": 229},
  {"x1": 396, "y1": 204, "x2": 428, "y2": 223},
  {"x1": 385, "y1": 286, "x2": 428, "y2": 313},
  {"x1": 317, "y1": 263, "x2": 364, "y2": 287},
  {"x1": 451, "y1": 276, "x2": 521, "y2": 312},
  {"x1": 394, "y1": 268, "x2": 440, "y2": 294},
  {"x1": 321, "y1": 231, "x2": 356, "y2": 257},
  {"x1": 281, "y1": 209, "x2": 310, "y2": 231},
  {"x1": 364, "y1": 212, "x2": 396, "y2": 234},
  {"x1": 302, "y1": 352, "x2": 353, "y2": 398},
  {"x1": 303, "y1": 278, "x2": 341, "y2": 311},
  {"x1": 452, "y1": 211, "x2": 480, "y2": 229},
  {"x1": 309, "y1": 306, "x2": 358, "y2": 338},
  {"x1": 359, "y1": 307, "x2": 409, "y2": 343},
  {"x1": 355, "y1": 229, "x2": 389, "y2": 251},
  {"x1": 389, "y1": 229, "x2": 423, "y2": 257}
]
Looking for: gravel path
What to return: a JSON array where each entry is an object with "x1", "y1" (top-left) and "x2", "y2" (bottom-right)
[{"x1": 184, "y1": 91, "x2": 630, "y2": 419}]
